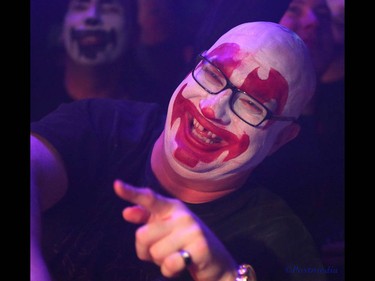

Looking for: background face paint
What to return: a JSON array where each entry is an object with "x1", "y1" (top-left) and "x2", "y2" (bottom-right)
[
  {"x1": 62, "y1": 0, "x2": 127, "y2": 65},
  {"x1": 162, "y1": 22, "x2": 316, "y2": 182}
]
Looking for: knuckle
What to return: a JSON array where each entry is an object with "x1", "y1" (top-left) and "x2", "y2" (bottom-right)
[
  {"x1": 149, "y1": 245, "x2": 163, "y2": 265},
  {"x1": 142, "y1": 188, "x2": 158, "y2": 205}
]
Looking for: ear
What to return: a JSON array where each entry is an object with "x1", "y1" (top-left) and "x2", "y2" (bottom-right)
[{"x1": 267, "y1": 122, "x2": 300, "y2": 156}]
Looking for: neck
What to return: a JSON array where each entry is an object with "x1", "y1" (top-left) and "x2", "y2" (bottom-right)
[
  {"x1": 64, "y1": 57, "x2": 128, "y2": 100},
  {"x1": 151, "y1": 133, "x2": 250, "y2": 203}
]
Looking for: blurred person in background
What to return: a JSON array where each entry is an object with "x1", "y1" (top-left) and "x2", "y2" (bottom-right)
[
  {"x1": 314, "y1": 0, "x2": 345, "y2": 278},
  {"x1": 30, "y1": 0, "x2": 137, "y2": 122},
  {"x1": 321, "y1": 0, "x2": 344, "y2": 84},
  {"x1": 254, "y1": 1, "x2": 344, "y2": 280}
]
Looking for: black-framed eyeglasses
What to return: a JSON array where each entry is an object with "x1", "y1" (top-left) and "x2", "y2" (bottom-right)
[{"x1": 192, "y1": 52, "x2": 297, "y2": 127}]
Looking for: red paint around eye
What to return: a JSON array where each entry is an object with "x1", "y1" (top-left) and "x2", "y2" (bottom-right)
[
  {"x1": 207, "y1": 43, "x2": 289, "y2": 118},
  {"x1": 241, "y1": 68, "x2": 288, "y2": 116},
  {"x1": 207, "y1": 43, "x2": 241, "y2": 78}
]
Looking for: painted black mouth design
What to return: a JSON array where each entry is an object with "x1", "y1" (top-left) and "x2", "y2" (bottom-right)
[{"x1": 70, "y1": 28, "x2": 117, "y2": 59}]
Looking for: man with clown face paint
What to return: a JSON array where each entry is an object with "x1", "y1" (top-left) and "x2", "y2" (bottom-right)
[
  {"x1": 30, "y1": 0, "x2": 136, "y2": 121},
  {"x1": 152, "y1": 23, "x2": 316, "y2": 201},
  {"x1": 31, "y1": 22, "x2": 326, "y2": 281}
]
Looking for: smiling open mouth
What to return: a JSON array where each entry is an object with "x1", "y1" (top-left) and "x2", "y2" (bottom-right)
[
  {"x1": 191, "y1": 118, "x2": 223, "y2": 145},
  {"x1": 169, "y1": 85, "x2": 249, "y2": 167},
  {"x1": 70, "y1": 28, "x2": 117, "y2": 59}
]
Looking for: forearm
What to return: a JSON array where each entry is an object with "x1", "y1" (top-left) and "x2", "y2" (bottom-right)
[
  {"x1": 30, "y1": 134, "x2": 67, "y2": 281},
  {"x1": 30, "y1": 180, "x2": 52, "y2": 281}
]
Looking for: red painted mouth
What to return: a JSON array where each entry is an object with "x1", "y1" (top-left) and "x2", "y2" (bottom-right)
[{"x1": 170, "y1": 84, "x2": 249, "y2": 168}]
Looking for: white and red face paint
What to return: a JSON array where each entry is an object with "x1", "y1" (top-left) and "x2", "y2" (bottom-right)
[
  {"x1": 62, "y1": 0, "x2": 127, "y2": 65},
  {"x1": 162, "y1": 22, "x2": 316, "y2": 182}
]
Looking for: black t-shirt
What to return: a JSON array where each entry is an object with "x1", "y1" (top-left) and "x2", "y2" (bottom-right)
[
  {"x1": 31, "y1": 99, "x2": 326, "y2": 281},
  {"x1": 253, "y1": 79, "x2": 345, "y2": 249}
]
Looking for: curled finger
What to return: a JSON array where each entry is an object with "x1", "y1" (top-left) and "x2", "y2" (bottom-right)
[{"x1": 160, "y1": 250, "x2": 193, "y2": 278}]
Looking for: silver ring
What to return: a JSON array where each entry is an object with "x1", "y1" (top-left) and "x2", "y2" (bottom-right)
[{"x1": 178, "y1": 249, "x2": 192, "y2": 267}]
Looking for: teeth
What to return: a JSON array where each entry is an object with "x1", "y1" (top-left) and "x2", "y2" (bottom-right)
[{"x1": 192, "y1": 118, "x2": 221, "y2": 144}]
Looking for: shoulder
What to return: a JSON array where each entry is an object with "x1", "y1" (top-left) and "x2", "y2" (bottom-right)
[
  {"x1": 31, "y1": 99, "x2": 165, "y2": 132},
  {"x1": 66, "y1": 98, "x2": 164, "y2": 118},
  {"x1": 30, "y1": 99, "x2": 166, "y2": 166}
]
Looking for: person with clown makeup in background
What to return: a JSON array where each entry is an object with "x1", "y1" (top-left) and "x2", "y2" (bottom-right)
[
  {"x1": 30, "y1": 0, "x2": 137, "y2": 122},
  {"x1": 31, "y1": 22, "x2": 327, "y2": 281}
]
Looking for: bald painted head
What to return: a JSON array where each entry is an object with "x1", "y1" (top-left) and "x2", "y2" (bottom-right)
[{"x1": 160, "y1": 21, "x2": 316, "y2": 182}]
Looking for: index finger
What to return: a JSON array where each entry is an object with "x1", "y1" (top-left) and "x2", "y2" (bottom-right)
[{"x1": 114, "y1": 179, "x2": 173, "y2": 214}]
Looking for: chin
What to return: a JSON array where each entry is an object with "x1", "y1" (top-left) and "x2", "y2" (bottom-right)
[{"x1": 165, "y1": 149, "x2": 250, "y2": 183}]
